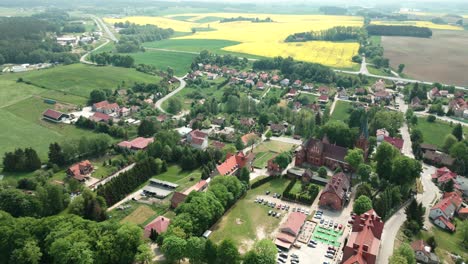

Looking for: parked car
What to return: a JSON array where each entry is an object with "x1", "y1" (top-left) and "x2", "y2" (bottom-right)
[
  {"x1": 338, "y1": 224, "x2": 343, "y2": 230},
  {"x1": 325, "y1": 254, "x2": 333, "y2": 259},
  {"x1": 309, "y1": 240, "x2": 317, "y2": 245},
  {"x1": 279, "y1": 253, "x2": 288, "y2": 259},
  {"x1": 292, "y1": 208, "x2": 296, "y2": 212},
  {"x1": 307, "y1": 243, "x2": 316, "y2": 248},
  {"x1": 268, "y1": 210, "x2": 273, "y2": 216},
  {"x1": 266, "y1": 190, "x2": 271, "y2": 195},
  {"x1": 278, "y1": 258, "x2": 286, "y2": 263},
  {"x1": 276, "y1": 213, "x2": 281, "y2": 218},
  {"x1": 291, "y1": 254, "x2": 298, "y2": 259},
  {"x1": 320, "y1": 219, "x2": 325, "y2": 224}
]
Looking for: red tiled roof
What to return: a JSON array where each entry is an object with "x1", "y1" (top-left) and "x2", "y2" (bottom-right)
[
  {"x1": 241, "y1": 133, "x2": 258, "y2": 145},
  {"x1": 183, "y1": 180, "x2": 208, "y2": 195},
  {"x1": 257, "y1": 81, "x2": 265, "y2": 87},
  {"x1": 288, "y1": 89, "x2": 297, "y2": 95},
  {"x1": 280, "y1": 212, "x2": 307, "y2": 236},
  {"x1": 216, "y1": 152, "x2": 253, "y2": 176},
  {"x1": 375, "y1": 90, "x2": 390, "y2": 98},
  {"x1": 67, "y1": 160, "x2": 92, "y2": 178},
  {"x1": 383, "y1": 136, "x2": 404, "y2": 151},
  {"x1": 318, "y1": 86, "x2": 329, "y2": 93},
  {"x1": 459, "y1": 207, "x2": 468, "y2": 214},
  {"x1": 171, "y1": 192, "x2": 188, "y2": 208},
  {"x1": 211, "y1": 141, "x2": 226, "y2": 149},
  {"x1": 190, "y1": 129, "x2": 207, "y2": 139},
  {"x1": 411, "y1": 240, "x2": 426, "y2": 252},
  {"x1": 43, "y1": 109, "x2": 64, "y2": 120},
  {"x1": 320, "y1": 172, "x2": 350, "y2": 201},
  {"x1": 318, "y1": 94, "x2": 328, "y2": 101},
  {"x1": 432, "y1": 197, "x2": 454, "y2": 214},
  {"x1": 118, "y1": 137, "x2": 154, "y2": 150},
  {"x1": 90, "y1": 112, "x2": 111, "y2": 122},
  {"x1": 443, "y1": 192, "x2": 463, "y2": 209},
  {"x1": 144, "y1": 216, "x2": 171, "y2": 237},
  {"x1": 436, "y1": 216, "x2": 455, "y2": 231}
]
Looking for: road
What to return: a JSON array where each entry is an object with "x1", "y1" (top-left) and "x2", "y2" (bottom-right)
[
  {"x1": 154, "y1": 75, "x2": 187, "y2": 116},
  {"x1": 80, "y1": 39, "x2": 110, "y2": 64},
  {"x1": 92, "y1": 15, "x2": 117, "y2": 42},
  {"x1": 80, "y1": 16, "x2": 116, "y2": 64},
  {"x1": 90, "y1": 163, "x2": 135, "y2": 190}
]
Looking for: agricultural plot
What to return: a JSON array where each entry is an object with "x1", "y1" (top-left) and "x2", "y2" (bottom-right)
[
  {"x1": 371, "y1": 20, "x2": 463, "y2": 31},
  {"x1": 130, "y1": 50, "x2": 196, "y2": 76},
  {"x1": 106, "y1": 14, "x2": 363, "y2": 68},
  {"x1": 382, "y1": 30, "x2": 468, "y2": 86},
  {"x1": 209, "y1": 177, "x2": 290, "y2": 252},
  {"x1": 121, "y1": 205, "x2": 157, "y2": 225}
]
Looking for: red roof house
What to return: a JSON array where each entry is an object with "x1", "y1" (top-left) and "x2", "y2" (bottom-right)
[
  {"x1": 66, "y1": 160, "x2": 93, "y2": 181},
  {"x1": 256, "y1": 81, "x2": 265, "y2": 90},
  {"x1": 241, "y1": 133, "x2": 259, "y2": 146},
  {"x1": 429, "y1": 192, "x2": 462, "y2": 232},
  {"x1": 275, "y1": 212, "x2": 307, "y2": 249},
  {"x1": 318, "y1": 86, "x2": 330, "y2": 95},
  {"x1": 42, "y1": 109, "x2": 69, "y2": 122},
  {"x1": 170, "y1": 180, "x2": 208, "y2": 208},
  {"x1": 118, "y1": 137, "x2": 154, "y2": 150},
  {"x1": 431, "y1": 167, "x2": 457, "y2": 185},
  {"x1": 144, "y1": 216, "x2": 170, "y2": 238},
  {"x1": 319, "y1": 172, "x2": 350, "y2": 211},
  {"x1": 459, "y1": 207, "x2": 468, "y2": 219},
  {"x1": 318, "y1": 94, "x2": 329, "y2": 104},
  {"x1": 342, "y1": 210, "x2": 384, "y2": 264},
  {"x1": 215, "y1": 152, "x2": 255, "y2": 176},
  {"x1": 92, "y1": 100, "x2": 120, "y2": 114},
  {"x1": 89, "y1": 112, "x2": 111, "y2": 123},
  {"x1": 383, "y1": 136, "x2": 404, "y2": 152},
  {"x1": 187, "y1": 129, "x2": 208, "y2": 150}
]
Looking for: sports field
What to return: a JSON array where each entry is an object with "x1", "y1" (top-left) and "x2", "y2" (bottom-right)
[
  {"x1": 106, "y1": 14, "x2": 363, "y2": 68},
  {"x1": 371, "y1": 20, "x2": 462, "y2": 30}
]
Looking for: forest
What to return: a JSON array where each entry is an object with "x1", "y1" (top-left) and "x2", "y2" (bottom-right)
[
  {"x1": 285, "y1": 26, "x2": 364, "y2": 42},
  {"x1": 114, "y1": 21, "x2": 174, "y2": 53},
  {"x1": 366, "y1": 25, "x2": 433, "y2": 38}
]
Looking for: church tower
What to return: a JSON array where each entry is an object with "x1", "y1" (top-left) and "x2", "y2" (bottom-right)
[{"x1": 355, "y1": 112, "x2": 370, "y2": 159}]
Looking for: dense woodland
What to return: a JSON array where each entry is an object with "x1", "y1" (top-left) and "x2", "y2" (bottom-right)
[
  {"x1": 89, "y1": 52, "x2": 135, "y2": 67},
  {"x1": 114, "y1": 21, "x2": 174, "y2": 53},
  {"x1": 0, "y1": 10, "x2": 86, "y2": 64},
  {"x1": 366, "y1": 25, "x2": 433, "y2": 38},
  {"x1": 285, "y1": 26, "x2": 364, "y2": 42}
]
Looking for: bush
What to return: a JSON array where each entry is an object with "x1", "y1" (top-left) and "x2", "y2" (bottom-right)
[
  {"x1": 251, "y1": 175, "x2": 277, "y2": 189},
  {"x1": 427, "y1": 115, "x2": 436, "y2": 122}
]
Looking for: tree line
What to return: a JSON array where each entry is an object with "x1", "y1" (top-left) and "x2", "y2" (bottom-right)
[
  {"x1": 192, "y1": 50, "x2": 249, "y2": 69},
  {"x1": 2, "y1": 147, "x2": 41, "y2": 173},
  {"x1": 89, "y1": 52, "x2": 135, "y2": 67},
  {"x1": 0, "y1": 211, "x2": 151, "y2": 264},
  {"x1": 114, "y1": 21, "x2": 174, "y2": 53},
  {"x1": 367, "y1": 25, "x2": 433, "y2": 38},
  {"x1": 285, "y1": 26, "x2": 364, "y2": 42},
  {"x1": 220, "y1": 16, "x2": 273, "y2": 23}
]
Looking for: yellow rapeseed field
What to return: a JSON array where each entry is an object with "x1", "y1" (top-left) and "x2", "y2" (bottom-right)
[
  {"x1": 105, "y1": 14, "x2": 363, "y2": 68},
  {"x1": 371, "y1": 20, "x2": 463, "y2": 30}
]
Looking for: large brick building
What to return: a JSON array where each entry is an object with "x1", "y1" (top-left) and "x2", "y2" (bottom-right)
[
  {"x1": 342, "y1": 209, "x2": 384, "y2": 264},
  {"x1": 318, "y1": 172, "x2": 350, "y2": 210}
]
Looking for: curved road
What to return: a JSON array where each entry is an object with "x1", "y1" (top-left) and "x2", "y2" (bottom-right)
[
  {"x1": 80, "y1": 16, "x2": 116, "y2": 64},
  {"x1": 155, "y1": 75, "x2": 187, "y2": 117}
]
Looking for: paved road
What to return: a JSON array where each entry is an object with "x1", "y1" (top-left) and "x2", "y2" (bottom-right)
[
  {"x1": 80, "y1": 39, "x2": 110, "y2": 64},
  {"x1": 80, "y1": 16, "x2": 115, "y2": 64},
  {"x1": 270, "y1": 136, "x2": 303, "y2": 146},
  {"x1": 93, "y1": 15, "x2": 117, "y2": 42},
  {"x1": 154, "y1": 76, "x2": 187, "y2": 115}
]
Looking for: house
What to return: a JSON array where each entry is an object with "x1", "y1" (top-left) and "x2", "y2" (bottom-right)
[
  {"x1": 271, "y1": 75, "x2": 280, "y2": 83},
  {"x1": 423, "y1": 151, "x2": 455, "y2": 167},
  {"x1": 383, "y1": 136, "x2": 404, "y2": 152},
  {"x1": 256, "y1": 81, "x2": 265, "y2": 90},
  {"x1": 429, "y1": 192, "x2": 462, "y2": 232},
  {"x1": 241, "y1": 133, "x2": 259, "y2": 146},
  {"x1": 214, "y1": 152, "x2": 255, "y2": 176},
  {"x1": 207, "y1": 72, "x2": 218, "y2": 80},
  {"x1": 374, "y1": 90, "x2": 392, "y2": 102},
  {"x1": 169, "y1": 180, "x2": 207, "y2": 208},
  {"x1": 211, "y1": 117, "x2": 225, "y2": 126},
  {"x1": 92, "y1": 100, "x2": 120, "y2": 114},
  {"x1": 245, "y1": 79, "x2": 255, "y2": 87},
  {"x1": 267, "y1": 157, "x2": 281, "y2": 175},
  {"x1": 285, "y1": 89, "x2": 298, "y2": 98},
  {"x1": 318, "y1": 86, "x2": 329, "y2": 95},
  {"x1": 144, "y1": 216, "x2": 170, "y2": 238},
  {"x1": 338, "y1": 89, "x2": 349, "y2": 100},
  {"x1": 293, "y1": 102, "x2": 302, "y2": 111},
  {"x1": 67, "y1": 160, "x2": 93, "y2": 181},
  {"x1": 119, "y1": 107, "x2": 130, "y2": 117},
  {"x1": 157, "y1": 114, "x2": 169, "y2": 123},
  {"x1": 342, "y1": 210, "x2": 384, "y2": 264},
  {"x1": 420, "y1": 143, "x2": 437, "y2": 153},
  {"x1": 118, "y1": 137, "x2": 154, "y2": 151},
  {"x1": 293, "y1": 80, "x2": 302, "y2": 88},
  {"x1": 355, "y1": 88, "x2": 366, "y2": 95},
  {"x1": 307, "y1": 103, "x2": 321, "y2": 113},
  {"x1": 455, "y1": 176, "x2": 468, "y2": 197},
  {"x1": 275, "y1": 212, "x2": 307, "y2": 249},
  {"x1": 431, "y1": 167, "x2": 457, "y2": 185},
  {"x1": 240, "y1": 118, "x2": 256, "y2": 127},
  {"x1": 210, "y1": 141, "x2": 225, "y2": 150},
  {"x1": 459, "y1": 207, "x2": 468, "y2": 220},
  {"x1": 259, "y1": 72, "x2": 269, "y2": 81},
  {"x1": 280, "y1": 78, "x2": 290, "y2": 87},
  {"x1": 373, "y1": 79, "x2": 386, "y2": 92},
  {"x1": 411, "y1": 240, "x2": 439, "y2": 264},
  {"x1": 411, "y1": 96, "x2": 424, "y2": 110},
  {"x1": 376, "y1": 128, "x2": 389, "y2": 142},
  {"x1": 430, "y1": 88, "x2": 441, "y2": 98},
  {"x1": 448, "y1": 98, "x2": 467, "y2": 117},
  {"x1": 89, "y1": 112, "x2": 111, "y2": 123},
  {"x1": 296, "y1": 137, "x2": 350, "y2": 171},
  {"x1": 318, "y1": 94, "x2": 329, "y2": 104},
  {"x1": 187, "y1": 130, "x2": 208, "y2": 150},
  {"x1": 318, "y1": 172, "x2": 350, "y2": 211},
  {"x1": 303, "y1": 83, "x2": 313, "y2": 90},
  {"x1": 42, "y1": 109, "x2": 69, "y2": 123},
  {"x1": 270, "y1": 123, "x2": 285, "y2": 136}
]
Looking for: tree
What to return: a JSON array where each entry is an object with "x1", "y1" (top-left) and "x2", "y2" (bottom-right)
[
  {"x1": 217, "y1": 239, "x2": 240, "y2": 264},
  {"x1": 389, "y1": 254, "x2": 408, "y2": 264},
  {"x1": 398, "y1": 64, "x2": 405, "y2": 73},
  {"x1": 427, "y1": 115, "x2": 436, "y2": 122},
  {"x1": 442, "y1": 179, "x2": 454, "y2": 192},
  {"x1": 167, "y1": 67, "x2": 174, "y2": 77},
  {"x1": 443, "y1": 134, "x2": 458, "y2": 153},
  {"x1": 244, "y1": 239, "x2": 276, "y2": 264},
  {"x1": 345, "y1": 148, "x2": 364, "y2": 174},
  {"x1": 355, "y1": 183, "x2": 372, "y2": 199},
  {"x1": 68, "y1": 189, "x2": 107, "y2": 221},
  {"x1": 138, "y1": 119, "x2": 156, "y2": 137},
  {"x1": 320, "y1": 120, "x2": 355, "y2": 148},
  {"x1": 396, "y1": 243, "x2": 416, "y2": 264},
  {"x1": 135, "y1": 244, "x2": 152, "y2": 264},
  {"x1": 185, "y1": 237, "x2": 206, "y2": 264},
  {"x1": 9, "y1": 240, "x2": 42, "y2": 264},
  {"x1": 459, "y1": 220, "x2": 468, "y2": 248},
  {"x1": 357, "y1": 164, "x2": 372, "y2": 182},
  {"x1": 235, "y1": 136, "x2": 244, "y2": 151},
  {"x1": 353, "y1": 195, "x2": 373, "y2": 215},
  {"x1": 89, "y1": 89, "x2": 106, "y2": 104},
  {"x1": 265, "y1": 130, "x2": 272, "y2": 140},
  {"x1": 375, "y1": 142, "x2": 398, "y2": 181},
  {"x1": 168, "y1": 97, "x2": 182, "y2": 114},
  {"x1": 452, "y1": 124, "x2": 463, "y2": 141},
  {"x1": 318, "y1": 166, "x2": 328, "y2": 178},
  {"x1": 48, "y1": 142, "x2": 65, "y2": 166},
  {"x1": 239, "y1": 167, "x2": 250, "y2": 184},
  {"x1": 162, "y1": 235, "x2": 186, "y2": 263},
  {"x1": 204, "y1": 239, "x2": 218, "y2": 264},
  {"x1": 391, "y1": 156, "x2": 422, "y2": 186},
  {"x1": 24, "y1": 148, "x2": 41, "y2": 172},
  {"x1": 274, "y1": 152, "x2": 292, "y2": 170}
]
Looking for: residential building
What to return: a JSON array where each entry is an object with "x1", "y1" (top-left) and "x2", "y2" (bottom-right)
[
  {"x1": 411, "y1": 97, "x2": 424, "y2": 109},
  {"x1": 318, "y1": 94, "x2": 329, "y2": 104},
  {"x1": 270, "y1": 123, "x2": 286, "y2": 136},
  {"x1": 89, "y1": 112, "x2": 111, "y2": 123},
  {"x1": 318, "y1": 172, "x2": 350, "y2": 211},
  {"x1": 338, "y1": 89, "x2": 349, "y2": 100},
  {"x1": 210, "y1": 141, "x2": 226, "y2": 150},
  {"x1": 374, "y1": 90, "x2": 392, "y2": 102},
  {"x1": 376, "y1": 128, "x2": 389, "y2": 142},
  {"x1": 448, "y1": 98, "x2": 467, "y2": 117},
  {"x1": 256, "y1": 81, "x2": 265, "y2": 90},
  {"x1": 42, "y1": 109, "x2": 69, "y2": 123},
  {"x1": 187, "y1": 130, "x2": 208, "y2": 150},
  {"x1": 275, "y1": 212, "x2": 307, "y2": 249},
  {"x1": 92, "y1": 100, "x2": 120, "y2": 114},
  {"x1": 459, "y1": 208, "x2": 468, "y2": 220},
  {"x1": 342, "y1": 210, "x2": 384, "y2": 264},
  {"x1": 293, "y1": 80, "x2": 302, "y2": 88},
  {"x1": 117, "y1": 137, "x2": 154, "y2": 151},
  {"x1": 430, "y1": 88, "x2": 441, "y2": 99},
  {"x1": 286, "y1": 89, "x2": 298, "y2": 98},
  {"x1": 280, "y1": 78, "x2": 290, "y2": 87},
  {"x1": 214, "y1": 152, "x2": 255, "y2": 176},
  {"x1": 171, "y1": 180, "x2": 208, "y2": 208},
  {"x1": 373, "y1": 79, "x2": 386, "y2": 92},
  {"x1": 240, "y1": 118, "x2": 256, "y2": 127},
  {"x1": 144, "y1": 216, "x2": 171, "y2": 238},
  {"x1": 318, "y1": 86, "x2": 329, "y2": 95},
  {"x1": 423, "y1": 151, "x2": 454, "y2": 167},
  {"x1": 411, "y1": 240, "x2": 439, "y2": 264},
  {"x1": 429, "y1": 192, "x2": 462, "y2": 232},
  {"x1": 119, "y1": 107, "x2": 130, "y2": 117},
  {"x1": 383, "y1": 136, "x2": 404, "y2": 152},
  {"x1": 303, "y1": 83, "x2": 313, "y2": 90},
  {"x1": 431, "y1": 167, "x2": 457, "y2": 186},
  {"x1": 67, "y1": 160, "x2": 93, "y2": 181},
  {"x1": 241, "y1": 133, "x2": 259, "y2": 146}
]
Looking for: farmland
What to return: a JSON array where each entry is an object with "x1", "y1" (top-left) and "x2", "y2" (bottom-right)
[
  {"x1": 106, "y1": 14, "x2": 363, "y2": 68},
  {"x1": 382, "y1": 30, "x2": 468, "y2": 86},
  {"x1": 129, "y1": 50, "x2": 196, "y2": 76},
  {"x1": 370, "y1": 20, "x2": 463, "y2": 30}
]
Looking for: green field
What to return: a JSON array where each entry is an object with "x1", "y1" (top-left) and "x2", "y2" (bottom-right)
[
  {"x1": 254, "y1": 140, "x2": 297, "y2": 153},
  {"x1": 130, "y1": 50, "x2": 196, "y2": 76},
  {"x1": 414, "y1": 117, "x2": 468, "y2": 148},
  {"x1": 121, "y1": 205, "x2": 157, "y2": 225},
  {"x1": 209, "y1": 177, "x2": 290, "y2": 252},
  {"x1": 15, "y1": 64, "x2": 160, "y2": 98},
  {"x1": 143, "y1": 39, "x2": 240, "y2": 53},
  {"x1": 153, "y1": 165, "x2": 201, "y2": 192},
  {"x1": 331, "y1": 100, "x2": 352, "y2": 122},
  {"x1": 252, "y1": 151, "x2": 277, "y2": 169}
]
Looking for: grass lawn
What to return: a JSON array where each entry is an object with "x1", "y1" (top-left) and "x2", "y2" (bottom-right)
[
  {"x1": 121, "y1": 205, "x2": 157, "y2": 225},
  {"x1": 209, "y1": 177, "x2": 290, "y2": 252},
  {"x1": 143, "y1": 39, "x2": 239, "y2": 53},
  {"x1": 414, "y1": 117, "x2": 468, "y2": 148},
  {"x1": 252, "y1": 151, "x2": 277, "y2": 169},
  {"x1": 0, "y1": 75, "x2": 45, "y2": 108},
  {"x1": 153, "y1": 165, "x2": 202, "y2": 192},
  {"x1": 16, "y1": 64, "x2": 160, "y2": 98},
  {"x1": 331, "y1": 100, "x2": 352, "y2": 122},
  {"x1": 254, "y1": 140, "x2": 297, "y2": 154},
  {"x1": 130, "y1": 50, "x2": 196, "y2": 76},
  {"x1": 162, "y1": 80, "x2": 226, "y2": 110}
]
